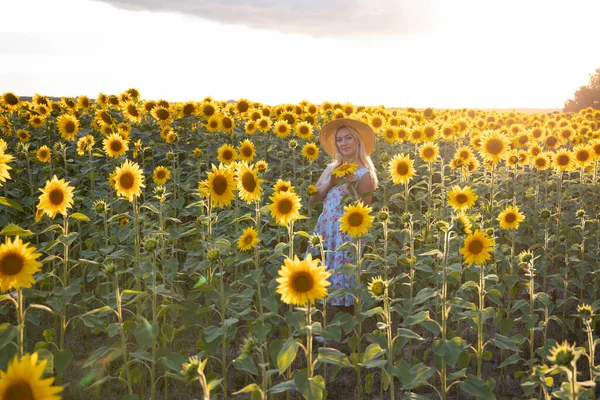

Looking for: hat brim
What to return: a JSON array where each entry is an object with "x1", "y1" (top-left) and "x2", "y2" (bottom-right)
[{"x1": 319, "y1": 118, "x2": 376, "y2": 158}]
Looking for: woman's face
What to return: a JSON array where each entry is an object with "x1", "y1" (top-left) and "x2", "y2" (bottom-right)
[{"x1": 336, "y1": 127, "x2": 357, "y2": 159}]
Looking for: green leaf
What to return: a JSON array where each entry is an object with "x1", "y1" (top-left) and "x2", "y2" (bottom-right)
[
  {"x1": 0, "y1": 197, "x2": 24, "y2": 212},
  {"x1": 0, "y1": 323, "x2": 17, "y2": 350},
  {"x1": 268, "y1": 380, "x2": 296, "y2": 394},
  {"x1": 0, "y1": 224, "x2": 33, "y2": 237},
  {"x1": 492, "y1": 334, "x2": 521, "y2": 352},
  {"x1": 295, "y1": 373, "x2": 325, "y2": 400},
  {"x1": 498, "y1": 353, "x2": 522, "y2": 368},
  {"x1": 53, "y1": 349, "x2": 73, "y2": 376},
  {"x1": 83, "y1": 346, "x2": 121, "y2": 368},
  {"x1": 234, "y1": 354, "x2": 259, "y2": 375},
  {"x1": 394, "y1": 361, "x2": 436, "y2": 389},
  {"x1": 134, "y1": 319, "x2": 158, "y2": 349},
  {"x1": 397, "y1": 328, "x2": 425, "y2": 341},
  {"x1": 459, "y1": 374, "x2": 496, "y2": 399},
  {"x1": 432, "y1": 337, "x2": 467, "y2": 366},
  {"x1": 70, "y1": 212, "x2": 91, "y2": 221},
  {"x1": 413, "y1": 287, "x2": 438, "y2": 305},
  {"x1": 403, "y1": 311, "x2": 430, "y2": 326},
  {"x1": 130, "y1": 351, "x2": 154, "y2": 362},
  {"x1": 233, "y1": 383, "x2": 263, "y2": 395},
  {"x1": 277, "y1": 337, "x2": 299, "y2": 374},
  {"x1": 316, "y1": 347, "x2": 351, "y2": 367}
]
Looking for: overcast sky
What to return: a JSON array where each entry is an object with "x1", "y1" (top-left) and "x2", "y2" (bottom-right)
[{"x1": 1, "y1": 0, "x2": 599, "y2": 109}]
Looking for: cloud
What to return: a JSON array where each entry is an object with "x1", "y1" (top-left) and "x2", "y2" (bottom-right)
[{"x1": 90, "y1": 0, "x2": 441, "y2": 37}]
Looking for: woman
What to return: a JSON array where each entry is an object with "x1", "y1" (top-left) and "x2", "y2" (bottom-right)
[{"x1": 309, "y1": 118, "x2": 378, "y2": 315}]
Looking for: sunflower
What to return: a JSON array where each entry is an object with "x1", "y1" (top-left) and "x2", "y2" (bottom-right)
[
  {"x1": 255, "y1": 160, "x2": 268, "y2": 172},
  {"x1": 112, "y1": 159, "x2": 146, "y2": 202},
  {"x1": 0, "y1": 236, "x2": 43, "y2": 292},
  {"x1": 369, "y1": 114, "x2": 385, "y2": 132},
  {"x1": 16, "y1": 129, "x2": 30, "y2": 142},
  {"x1": 77, "y1": 95, "x2": 91, "y2": 112},
  {"x1": 532, "y1": 153, "x2": 551, "y2": 170},
  {"x1": 332, "y1": 162, "x2": 358, "y2": 178},
  {"x1": 455, "y1": 146, "x2": 474, "y2": 162},
  {"x1": 544, "y1": 134, "x2": 559, "y2": 150},
  {"x1": 123, "y1": 101, "x2": 142, "y2": 123},
  {"x1": 590, "y1": 140, "x2": 600, "y2": 159},
  {"x1": 460, "y1": 230, "x2": 495, "y2": 265},
  {"x1": 307, "y1": 184, "x2": 318, "y2": 195},
  {"x1": 552, "y1": 150, "x2": 574, "y2": 172},
  {"x1": 36, "y1": 145, "x2": 51, "y2": 163},
  {"x1": 199, "y1": 102, "x2": 217, "y2": 119},
  {"x1": 339, "y1": 201, "x2": 374, "y2": 238},
  {"x1": 273, "y1": 120, "x2": 292, "y2": 138},
  {"x1": 204, "y1": 164, "x2": 236, "y2": 208},
  {"x1": 388, "y1": 153, "x2": 415, "y2": 185},
  {"x1": 273, "y1": 178, "x2": 294, "y2": 194},
  {"x1": 447, "y1": 185, "x2": 478, "y2": 211},
  {"x1": 237, "y1": 226, "x2": 260, "y2": 252},
  {"x1": 0, "y1": 352, "x2": 62, "y2": 399},
  {"x1": 479, "y1": 130, "x2": 509, "y2": 164},
  {"x1": 269, "y1": 190, "x2": 301, "y2": 225},
  {"x1": 409, "y1": 127, "x2": 424, "y2": 144},
  {"x1": 256, "y1": 117, "x2": 272, "y2": 133},
  {"x1": 36, "y1": 104, "x2": 51, "y2": 117},
  {"x1": 37, "y1": 175, "x2": 75, "y2": 218},
  {"x1": 422, "y1": 124, "x2": 437, "y2": 141},
  {"x1": 547, "y1": 341, "x2": 579, "y2": 368},
  {"x1": 151, "y1": 106, "x2": 173, "y2": 125},
  {"x1": 103, "y1": 133, "x2": 129, "y2": 158},
  {"x1": 452, "y1": 213, "x2": 473, "y2": 236},
  {"x1": 237, "y1": 139, "x2": 255, "y2": 162},
  {"x1": 95, "y1": 109, "x2": 114, "y2": 126},
  {"x1": 275, "y1": 254, "x2": 330, "y2": 306},
  {"x1": 419, "y1": 143, "x2": 439, "y2": 163},
  {"x1": 165, "y1": 132, "x2": 178, "y2": 144},
  {"x1": 244, "y1": 120, "x2": 257, "y2": 135},
  {"x1": 573, "y1": 145, "x2": 593, "y2": 168},
  {"x1": 180, "y1": 101, "x2": 198, "y2": 118},
  {"x1": 295, "y1": 121, "x2": 313, "y2": 140},
  {"x1": 236, "y1": 162, "x2": 262, "y2": 202},
  {"x1": 217, "y1": 144, "x2": 237, "y2": 164},
  {"x1": 29, "y1": 115, "x2": 45, "y2": 129},
  {"x1": 301, "y1": 142, "x2": 319, "y2": 162},
  {"x1": 382, "y1": 126, "x2": 398, "y2": 143},
  {"x1": 153, "y1": 166, "x2": 171, "y2": 185},
  {"x1": 497, "y1": 205, "x2": 525, "y2": 230},
  {"x1": 1, "y1": 92, "x2": 19, "y2": 111},
  {"x1": 55, "y1": 114, "x2": 79, "y2": 140},
  {"x1": 220, "y1": 115, "x2": 235, "y2": 134}
]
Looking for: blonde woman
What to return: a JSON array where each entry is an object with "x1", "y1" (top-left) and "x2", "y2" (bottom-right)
[{"x1": 310, "y1": 118, "x2": 378, "y2": 318}]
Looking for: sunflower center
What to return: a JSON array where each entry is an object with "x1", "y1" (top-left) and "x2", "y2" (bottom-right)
[
  {"x1": 119, "y1": 172, "x2": 135, "y2": 189},
  {"x1": 577, "y1": 151, "x2": 589, "y2": 162},
  {"x1": 485, "y1": 138, "x2": 503, "y2": 155},
  {"x1": 396, "y1": 162, "x2": 408, "y2": 175},
  {"x1": 110, "y1": 140, "x2": 123, "y2": 152},
  {"x1": 65, "y1": 121, "x2": 76, "y2": 133},
  {"x1": 468, "y1": 239, "x2": 484, "y2": 255},
  {"x1": 203, "y1": 106, "x2": 215, "y2": 116},
  {"x1": 504, "y1": 212, "x2": 517, "y2": 223},
  {"x1": 241, "y1": 146, "x2": 253, "y2": 157},
  {"x1": 292, "y1": 271, "x2": 314, "y2": 293},
  {"x1": 241, "y1": 172, "x2": 256, "y2": 192},
  {"x1": 100, "y1": 113, "x2": 112, "y2": 124},
  {"x1": 455, "y1": 193, "x2": 468, "y2": 204},
  {"x1": 39, "y1": 150, "x2": 48, "y2": 158},
  {"x1": 209, "y1": 121, "x2": 219, "y2": 129},
  {"x1": 244, "y1": 235, "x2": 253, "y2": 245},
  {"x1": 128, "y1": 105, "x2": 139, "y2": 116},
  {"x1": 156, "y1": 109, "x2": 170, "y2": 120},
  {"x1": 306, "y1": 147, "x2": 315, "y2": 155},
  {"x1": 519, "y1": 135, "x2": 528, "y2": 144},
  {"x1": 212, "y1": 175, "x2": 228, "y2": 195},
  {"x1": 157, "y1": 170, "x2": 166, "y2": 179},
  {"x1": 49, "y1": 188, "x2": 65, "y2": 206},
  {"x1": 557, "y1": 155, "x2": 569, "y2": 166},
  {"x1": 222, "y1": 118, "x2": 233, "y2": 129},
  {"x1": 546, "y1": 136, "x2": 558, "y2": 147},
  {"x1": 5, "y1": 93, "x2": 19, "y2": 106},
  {"x1": 259, "y1": 121, "x2": 268, "y2": 128},
  {"x1": 278, "y1": 126, "x2": 287, "y2": 134},
  {"x1": 299, "y1": 126, "x2": 309, "y2": 135},
  {"x1": 183, "y1": 104, "x2": 195, "y2": 115},
  {"x1": 536, "y1": 158, "x2": 547, "y2": 167},
  {"x1": 277, "y1": 199, "x2": 293, "y2": 214},
  {"x1": 222, "y1": 150, "x2": 233, "y2": 161},
  {"x1": 4, "y1": 379, "x2": 35, "y2": 400},
  {"x1": 0, "y1": 252, "x2": 24, "y2": 276},
  {"x1": 423, "y1": 148, "x2": 434, "y2": 158},
  {"x1": 348, "y1": 212, "x2": 364, "y2": 227}
]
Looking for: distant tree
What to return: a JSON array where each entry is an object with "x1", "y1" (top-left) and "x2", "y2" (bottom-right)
[{"x1": 564, "y1": 68, "x2": 600, "y2": 112}]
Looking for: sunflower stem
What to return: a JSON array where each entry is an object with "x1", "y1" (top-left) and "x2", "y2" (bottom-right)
[
  {"x1": 115, "y1": 275, "x2": 133, "y2": 394},
  {"x1": 17, "y1": 288, "x2": 24, "y2": 358},
  {"x1": 306, "y1": 302, "x2": 313, "y2": 379},
  {"x1": 355, "y1": 237, "x2": 363, "y2": 400},
  {"x1": 219, "y1": 258, "x2": 228, "y2": 399}
]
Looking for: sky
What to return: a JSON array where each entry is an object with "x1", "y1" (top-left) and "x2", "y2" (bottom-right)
[{"x1": 1, "y1": 0, "x2": 599, "y2": 109}]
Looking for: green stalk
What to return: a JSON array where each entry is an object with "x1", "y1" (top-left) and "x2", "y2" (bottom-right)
[
  {"x1": 151, "y1": 251, "x2": 157, "y2": 400},
  {"x1": 219, "y1": 259, "x2": 228, "y2": 399},
  {"x1": 306, "y1": 303, "x2": 313, "y2": 378},
  {"x1": 17, "y1": 288, "x2": 24, "y2": 357},
  {"x1": 384, "y1": 286, "x2": 395, "y2": 400},
  {"x1": 477, "y1": 262, "x2": 484, "y2": 379},
  {"x1": 441, "y1": 230, "x2": 450, "y2": 400},
  {"x1": 133, "y1": 197, "x2": 142, "y2": 320},
  {"x1": 115, "y1": 275, "x2": 133, "y2": 394},
  {"x1": 60, "y1": 218, "x2": 69, "y2": 353},
  {"x1": 355, "y1": 237, "x2": 363, "y2": 400}
]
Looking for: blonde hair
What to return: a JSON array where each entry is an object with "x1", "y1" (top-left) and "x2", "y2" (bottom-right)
[{"x1": 317, "y1": 125, "x2": 379, "y2": 189}]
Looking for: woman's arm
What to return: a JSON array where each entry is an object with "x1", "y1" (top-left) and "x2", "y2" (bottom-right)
[
  {"x1": 309, "y1": 171, "x2": 337, "y2": 204},
  {"x1": 357, "y1": 173, "x2": 376, "y2": 205}
]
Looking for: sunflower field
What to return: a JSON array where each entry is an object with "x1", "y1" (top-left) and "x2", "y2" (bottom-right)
[{"x1": 0, "y1": 90, "x2": 600, "y2": 400}]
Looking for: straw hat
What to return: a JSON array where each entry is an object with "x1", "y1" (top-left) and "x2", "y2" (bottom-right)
[{"x1": 319, "y1": 118, "x2": 376, "y2": 157}]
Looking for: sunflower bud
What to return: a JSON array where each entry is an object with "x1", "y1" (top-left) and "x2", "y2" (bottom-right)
[
  {"x1": 207, "y1": 249, "x2": 220, "y2": 262},
  {"x1": 368, "y1": 276, "x2": 386, "y2": 299},
  {"x1": 103, "y1": 262, "x2": 116, "y2": 276},
  {"x1": 120, "y1": 217, "x2": 129, "y2": 227},
  {"x1": 485, "y1": 228, "x2": 495, "y2": 237},
  {"x1": 435, "y1": 221, "x2": 449, "y2": 233},
  {"x1": 576, "y1": 209, "x2": 585, "y2": 219},
  {"x1": 518, "y1": 250, "x2": 533, "y2": 263},
  {"x1": 548, "y1": 341, "x2": 577, "y2": 367},
  {"x1": 297, "y1": 177, "x2": 304, "y2": 185},
  {"x1": 94, "y1": 200, "x2": 108, "y2": 214},
  {"x1": 310, "y1": 235, "x2": 322, "y2": 247},
  {"x1": 577, "y1": 303, "x2": 594, "y2": 322},
  {"x1": 380, "y1": 152, "x2": 389, "y2": 163},
  {"x1": 400, "y1": 212, "x2": 412, "y2": 224},
  {"x1": 240, "y1": 336, "x2": 258, "y2": 356},
  {"x1": 378, "y1": 210, "x2": 390, "y2": 222},
  {"x1": 193, "y1": 148, "x2": 202, "y2": 158},
  {"x1": 166, "y1": 151, "x2": 174, "y2": 161},
  {"x1": 288, "y1": 140, "x2": 298, "y2": 149},
  {"x1": 143, "y1": 237, "x2": 158, "y2": 252},
  {"x1": 540, "y1": 209, "x2": 551, "y2": 220},
  {"x1": 181, "y1": 356, "x2": 204, "y2": 381}
]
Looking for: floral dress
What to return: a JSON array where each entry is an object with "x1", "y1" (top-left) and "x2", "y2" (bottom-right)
[{"x1": 312, "y1": 167, "x2": 369, "y2": 306}]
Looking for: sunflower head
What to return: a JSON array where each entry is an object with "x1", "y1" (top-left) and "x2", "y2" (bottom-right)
[
  {"x1": 0, "y1": 236, "x2": 44, "y2": 292},
  {"x1": 236, "y1": 162, "x2": 262, "y2": 203},
  {"x1": 112, "y1": 159, "x2": 146, "y2": 202},
  {"x1": 388, "y1": 153, "x2": 415, "y2": 185},
  {"x1": 547, "y1": 341, "x2": 580, "y2": 368},
  {"x1": 0, "y1": 352, "x2": 63, "y2": 399},
  {"x1": 181, "y1": 356, "x2": 207, "y2": 382},
  {"x1": 268, "y1": 191, "x2": 302, "y2": 226},
  {"x1": 237, "y1": 226, "x2": 260, "y2": 252},
  {"x1": 275, "y1": 254, "x2": 331, "y2": 305},
  {"x1": 332, "y1": 162, "x2": 358, "y2": 178},
  {"x1": 205, "y1": 164, "x2": 236, "y2": 208},
  {"x1": 217, "y1": 144, "x2": 237, "y2": 165},
  {"x1": 577, "y1": 303, "x2": 594, "y2": 322},
  {"x1": 452, "y1": 213, "x2": 473, "y2": 236},
  {"x1": 37, "y1": 175, "x2": 75, "y2": 218},
  {"x1": 93, "y1": 199, "x2": 109, "y2": 214},
  {"x1": 460, "y1": 229, "x2": 495, "y2": 266},
  {"x1": 497, "y1": 205, "x2": 525, "y2": 230},
  {"x1": 339, "y1": 201, "x2": 374, "y2": 238},
  {"x1": 447, "y1": 185, "x2": 478, "y2": 212},
  {"x1": 368, "y1": 276, "x2": 387, "y2": 299}
]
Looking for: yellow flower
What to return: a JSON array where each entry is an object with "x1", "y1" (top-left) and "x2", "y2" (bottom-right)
[
  {"x1": 153, "y1": 166, "x2": 171, "y2": 185},
  {"x1": 332, "y1": 162, "x2": 358, "y2": 178},
  {"x1": 295, "y1": 121, "x2": 314, "y2": 140},
  {"x1": 480, "y1": 130, "x2": 509, "y2": 164},
  {"x1": 301, "y1": 142, "x2": 319, "y2": 162},
  {"x1": 151, "y1": 106, "x2": 173, "y2": 125},
  {"x1": 37, "y1": 175, "x2": 75, "y2": 218},
  {"x1": 103, "y1": 133, "x2": 129, "y2": 158},
  {"x1": 179, "y1": 101, "x2": 198, "y2": 118},
  {"x1": 533, "y1": 153, "x2": 551, "y2": 170},
  {"x1": 220, "y1": 115, "x2": 235, "y2": 134},
  {"x1": 307, "y1": 184, "x2": 318, "y2": 195},
  {"x1": 452, "y1": 213, "x2": 473, "y2": 235},
  {"x1": 544, "y1": 134, "x2": 560, "y2": 150},
  {"x1": 368, "y1": 276, "x2": 387, "y2": 299},
  {"x1": 273, "y1": 178, "x2": 294, "y2": 194},
  {"x1": 447, "y1": 185, "x2": 478, "y2": 211},
  {"x1": 573, "y1": 145, "x2": 593, "y2": 168},
  {"x1": 419, "y1": 143, "x2": 439, "y2": 163},
  {"x1": 205, "y1": 164, "x2": 236, "y2": 208},
  {"x1": 460, "y1": 230, "x2": 495, "y2": 265},
  {"x1": 0, "y1": 352, "x2": 62, "y2": 399},
  {"x1": 0, "y1": 236, "x2": 43, "y2": 292},
  {"x1": 205, "y1": 115, "x2": 221, "y2": 133},
  {"x1": 388, "y1": 153, "x2": 415, "y2": 185},
  {"x1": 244, "y1": 120, "x2": 257, "y2": 135},
  {"x1": 112, "y1": 159, "x2": 145, "y2": 202},
  {"x1": 217, "y1": 144, "x2": 237, "y2": 165},
  {"x1": 36, "y1": 145, "x2": 51, "y2": 163},
  {"x1": 256, "y1": 117, "x2": 273, "y2": 133},
  {"x1": 77, "y1": 95, "x2": 91, "y2": 112},
  {"x1": 236, "y1": 162, "x2": 262, "y2": 203},
  {"x1": 255, "y1": 160, "x2": 268, "y2": 172},
  {"x1": 76, "y1": 135, "x2": 95, "y2": 156},
  {"x1": 234, "y1": 98, "x2": 251, "y2": 115},
  {"x1": 120, "y1": 217, "x2": 129, "y2": 227},
  {"x1": 165, "y1": 132, "x2": 178, "y2": 144},
  {"x1": 339, "y1": 201, "x2": 374, "y2": 238},
  {"x1": 497, "y1": 205, "x2": 525, "y2": 230},
  {"x1": 547, "y1": 341, "x2": 578, "y2": 368},
  {"x1": 1, "y1": 92, "x2": 20, "y2": 112},
  {"x1": 382, "y1": 126, "x2": 398, "y2": 143},
  {"x1": 56, "y1": 114, "x2": 79, "y2": 140},
  {"x1": 237, "y1": 139, "x2": 256, "y2": 162},
  {"x1": 552, "y1": 150, "x2": 574, "y2": 172},
  {"x1": 29, "y1": 115, "x2": 45, "y2": 128},
  {"x1": 273, "y1": 120, "x2": 292, "y2": 138},
  {"x1": 16, "y1": 129, "x2": 30, "y2": 143},
  {"x1": 275, "y1": 254, "x2": 330, "y2": 305},
  {"x1": 237, "y1": 226, "x2": 260, "y2": 252},
  {"x1": 269, "y1": 190, "x2": 301, "y2": 225},
  {"x1": 199, "y1": 101, "x2": 217, "y2": 119}
]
